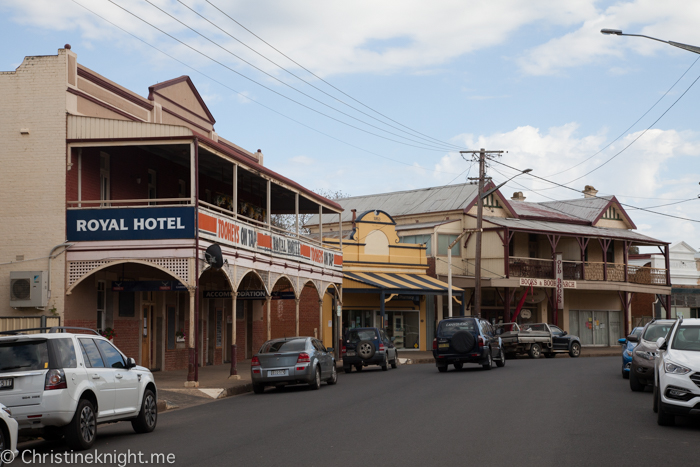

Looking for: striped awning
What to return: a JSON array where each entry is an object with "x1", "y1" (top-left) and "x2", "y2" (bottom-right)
[{"x1": 343, "y1": 272, "x2": 462, "y2": 293}]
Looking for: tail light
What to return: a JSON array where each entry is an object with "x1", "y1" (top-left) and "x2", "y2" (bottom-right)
[
  {"x1": 44, "y1": 369, "x2": 67, "y2": 390},
  {"x1": 251, "y1": 356, "x2": 260, "y2": 367},
  {"x1": 478, "y1": 337, "x2": 485, "y2": 347},
  {"x1": 341, "y1": 346, "x2": 347, "y2": 355},
  {"x1": 297, "y1": 352, "x2": 311, "y2": 363},
  {"x1": 433, "y1": 338, "x2": 437, "y2": 350},
  {"x1": 379, "y1": 344, "x2": 385, "y2": 351}
]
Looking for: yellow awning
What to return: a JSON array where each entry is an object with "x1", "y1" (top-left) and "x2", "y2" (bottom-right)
[{"x1": 343, "y1": 272, "x2": 462, "y2": 293}]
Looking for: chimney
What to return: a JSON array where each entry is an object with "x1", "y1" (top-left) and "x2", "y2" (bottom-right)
[
  {"x1": 583, "y1": 185, "x2": 598, "y2": 198},
  {"x1": 511, "y1": 191, "x2": 526, "y2": 201},
  {"x1": 256, "y1": 149, "x2": 263, "y2": 165}
]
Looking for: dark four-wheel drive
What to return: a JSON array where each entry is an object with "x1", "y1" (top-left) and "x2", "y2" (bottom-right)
[
  {"x1": 342, "y1": 327, "x2": 398, "y2": 372},
  {"x1": 433, "y1": 317, "x2": 506, "y2": 372}
]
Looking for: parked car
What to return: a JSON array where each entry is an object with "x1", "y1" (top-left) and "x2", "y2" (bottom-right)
[
  {"x1": 0, "y1": 403, "x2": 18, "y2": 467},
  {"x1": 629, "y1": 319, "x2": 675, "y2": 392},
  {"x1": 433, "y1": 317, "x2": 505, "y2": 372},
  {"x1": 618, "y1": 326, "x2": 644, "y2": 379},
  {"x1": 0, "y1": 327, "x2": 158, "y2": 450},
  {"x1": 653, "y1": 317, "x2": 700, "y2": 426},
  {"x1": 251, "y1": 337, "x2": 337, "y2": 393},
  {"x1": 495, "y1": 322, "x2": 581, "y2": 358},
  {"x1": 341, "y1": 327, "x2": 398, "y2": 372}
]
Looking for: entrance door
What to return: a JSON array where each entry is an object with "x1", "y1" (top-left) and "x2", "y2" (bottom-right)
[
  {"x1": 141, "y1": 304, "x2": 153, "y2": 368},
  {"x1": 155, "y1": 316, "x2": 163, "y2": 372}
]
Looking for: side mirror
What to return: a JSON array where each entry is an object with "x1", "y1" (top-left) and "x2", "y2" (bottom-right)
[
  {"x1": 627, "y1": 335, "x2": 639, "y2": 343},
  {"x1": 126, "y1": 357, "x2": 137, "y2": 369},
  {"x1": 618, "y1": 338, "x2": 627, "y2": 345},
  {"x1": 325, "y1": 347, "x2": 334, "y2": 353},
  {"x1": 562, "y1": 331, "x2": 568, "y2": 337},
  {"x1": 656, "y1": 337, "x2": 667, "y2": 350}
]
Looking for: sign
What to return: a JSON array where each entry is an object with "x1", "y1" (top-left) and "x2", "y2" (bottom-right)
[
  {"x1": 521, "y1": 310, "x2": 532, "y2": 319},
  {"x1": 202, "y1": 290, "x2": 296, "y2": 300},
  {"x1": 336, "y1": 304, "x2": 342, "y2": 317},
  {"x1": 198, "y1": 209, "x2": 342, "y2": 270},
  {"x1": 555, "y1": 253, "x2": 564, "y2": 310},
  {"x1": 518, "y1": 278, "x2": 576, "y2": 289},
  {"x1": 67, "y1": 207, "x2": 195, "y2": 242},
  {"x1": 112, "y1": 281, "x2": 187, "y2": 292}
]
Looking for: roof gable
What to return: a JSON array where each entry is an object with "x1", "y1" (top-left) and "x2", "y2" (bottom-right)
[
  {"x1": 463, "y1": 181, "x2": 516, "y2": 218},
  {"x1": 670, "y1": 241, "x2": 698, "y2": 254},
  {"x1": 148, "y1": 76, "x2": 215, "y2": 125},
  {"x1": 591, "y1": 197, "x2": 636, "y2": 229}
]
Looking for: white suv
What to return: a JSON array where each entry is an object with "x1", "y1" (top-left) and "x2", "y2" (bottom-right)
[
  {"x1": 653, "y1": 318, "x2": 700, "y2": 426},
  {"x1": 0, "y1": 327, "x2": 157, "y2": 450}
]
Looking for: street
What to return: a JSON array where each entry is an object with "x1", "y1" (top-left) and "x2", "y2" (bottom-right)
[{"x1": 19, "y1": 357, "x2": 699, "y2": 467}]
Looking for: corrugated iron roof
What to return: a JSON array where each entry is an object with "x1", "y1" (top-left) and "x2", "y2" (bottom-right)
[
  {"x1": 483, "y1": 216, "x2": 665, "y2": 244},
  {"x1": 538, "y1": 196, "x2": 613, "y2": 223},
  {"x1": 507, "y1": 199, "x2": 586, "y2": 222},
  {"x1": 395, "y1": 219, "x2": 459, "y2": 231}
]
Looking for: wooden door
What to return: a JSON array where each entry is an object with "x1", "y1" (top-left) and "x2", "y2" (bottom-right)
[{"x1": 141, "y1": 304, "x2": 150, "y2": 368}]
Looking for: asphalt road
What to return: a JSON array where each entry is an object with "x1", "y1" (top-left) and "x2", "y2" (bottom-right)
[{"x1": 18, "y1": 356, "x2": 700, "y2": 467}]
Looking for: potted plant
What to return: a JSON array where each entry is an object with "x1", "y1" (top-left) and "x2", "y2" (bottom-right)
[
  {"x1": 176, "y1": 329, "x2": 186, "y2": 343},
  {"x1": 100, "y1": 327, "x2": 116, "y2": 341}
]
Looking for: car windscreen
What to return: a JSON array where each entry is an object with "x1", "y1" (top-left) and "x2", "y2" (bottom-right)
[
  {"x1": 643, "y1": 323, "x2": 673, "y2": 342},
  {"x1": 632, "y1": 327, "x2": 643, "y2": 338},
  {"x1": 348, "y1": 329, "x2": 377, "y2": 343},
  {"x1": 0, "y1": 340, "x2": 49, "y2": 372},
  {"x1": 260, "y1": 339, "x2": 307, "y2": 353},
  {"x1": 671, "y1": 325, "x2": 700, "y2": 352},
  {"x1": 437, "y1": 319, "x2": 477, "y2": 338}
]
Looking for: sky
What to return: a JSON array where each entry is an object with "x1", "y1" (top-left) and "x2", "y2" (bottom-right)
[{"x1": 1, "y1": 0, "x2": 699, "y2": 252}]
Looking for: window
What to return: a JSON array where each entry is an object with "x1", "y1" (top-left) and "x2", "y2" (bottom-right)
[
  {"x1": 148, "y1": 169, "x2": 157, "y2": 205},
  {"x1": 96, "y1": 339, "x2": 126, "y2": 368},
  {"x1": 100, "y1": 152, "x2": 110, "y2": 206},
  {"x1": 438, "y1": 234, "x2": 460, "y2": 256},
  {"x1": 97, "y1": 280, "x2": 106, "y2": 331},
  {"x1": 79, "y1": 339, "x2": 105, "y2": 368},
  {"x1": 605, "y1": 242, "x2": 615, "y2": 264},
  {"x1": 51, "y1": 338, "x2": 77, "y2": 369},
  {"x1": 528, "y1": 234, "x2": 538, "y2": 258},
  {"x1": 260, "y1": 339, "x2": 307, "y2": 353},
  {"x1": 178, "y1": 179, "x2": 187, "y2": 198},
  {"x1": 399, "y1": 234, "x2": 432, "y2": 256},
  {"x1": 0, "y1": 341, "x2": 49, "y2": 372},
  {"x1": 508, "y1": 236, "x2": 514, "y2": 257}
]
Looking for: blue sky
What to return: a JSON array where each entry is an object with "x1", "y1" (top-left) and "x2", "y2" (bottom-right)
[{"x1": 1, "y1": 0, "x2": 699, "y2": 251}]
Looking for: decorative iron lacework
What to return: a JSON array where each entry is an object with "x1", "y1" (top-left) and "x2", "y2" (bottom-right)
[{"x1": 68, "y1": 258, "x2": 190, "y2": 287}]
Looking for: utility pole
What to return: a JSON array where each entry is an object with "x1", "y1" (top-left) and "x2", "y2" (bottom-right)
[{"x1": 447, "y1": 228, "x2": 481, "y2": 317}]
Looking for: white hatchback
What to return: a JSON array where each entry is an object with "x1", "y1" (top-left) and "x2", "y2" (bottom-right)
[
  {"x1": 0, "y1": 327, "x2": 158, "y2": 450},
  {"x1": 653, "y1": 318, "x2": 700, "y2": 426},
  {"x1": 0, "y1": 402, "x2": 18, "y2": 466}
]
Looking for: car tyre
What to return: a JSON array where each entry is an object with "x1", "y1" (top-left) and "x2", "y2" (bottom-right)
[
  {"x1": 656, "y1": 386, "x2": 675, "y2": 426},
  {"x1": 496, "y1": 347, "x2": 506, "y2": 368},
  {"x1": 381, "y1": 353, "x2": 389, "y2": 371},
  {"x1": 252, "y1": 383, "x2": 265, "y2": 394},
  {"x1": 629, "y1": 368, "x2": 644, "y2": 392},
  {"x1": 327, "y1": 365, "x2": 337, "y2": 385},
  {"x1": 528, "y1": 344, "x2": 542, "y2": 359},
  {"x1": 65, "y1": 398, "x2": 97, "y2": 451},
  {"x1": 482, "y1": 352, "x2": 493, "y2": 370},
  {"x1": 622, "y1": 367, "x2": 629, "y2": 379},
  {"x1": 437, "y1": 364, "x2": 448, "y2": 373},
  {"x1": 357, "y1": 340, "x2": 376, "y2": 359},
  {"x1": 569, "y1": 342, "x2": 581, "y2": 358},
  {"x1": 310, "y1": 366, "x2": 322, "y2": 390},
  {"x1": 391, "y1": 351, "x2": 398, "y2": 369},
  {"x1": 343, "y1": 365, "x2": 352, "y2": 373},
  {"x1": 131, "y1": 389, "x2": 158, "y2": 434}
]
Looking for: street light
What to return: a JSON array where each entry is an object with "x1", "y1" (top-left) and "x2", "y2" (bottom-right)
[{"x1": 601, "y1": 29, "x2": 700, "y2": 55}]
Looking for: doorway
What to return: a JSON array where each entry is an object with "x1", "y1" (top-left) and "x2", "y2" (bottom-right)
[
  {"x1": 570, "y1": 310, "x2": 621, "y2": 346},
  {"x1": 141, "y1": 302, "x2": 155, "y2": 368}
]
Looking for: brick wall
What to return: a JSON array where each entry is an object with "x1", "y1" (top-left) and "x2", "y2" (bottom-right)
[
  {"x1": 112, "y1": 319, "x2": 140, "y2": 362},
  {"x1": 299, "y1": 287, "x2": 320, "y2": 338}
]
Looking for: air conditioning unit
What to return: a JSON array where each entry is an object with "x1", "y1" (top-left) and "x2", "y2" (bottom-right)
[{"x1": 10, "y1": 271, "x2": 48, "y2": 308}]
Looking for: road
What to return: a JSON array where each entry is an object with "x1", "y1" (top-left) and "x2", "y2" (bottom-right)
[{"x1": 18, "y1": 356, "x2": 699, "y2": 467}]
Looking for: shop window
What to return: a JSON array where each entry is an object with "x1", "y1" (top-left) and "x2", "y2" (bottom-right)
[
  {"x1": 438, "y1": 234, "x2": 460, "y2": 256},
  {"x1": 96, "y1": 281, "x2": 106, "y2": 331},
  {"x1": 399, "y1": 234, "x2": 432, "y2": 256}
]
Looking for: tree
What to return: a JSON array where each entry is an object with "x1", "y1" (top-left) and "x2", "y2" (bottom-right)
[
  {"x1": 629, "y1": 246, "x2": 639, "y2": 255},
  {"x1": 270, "y1": 189, "x2": 350, "y2": 234}
]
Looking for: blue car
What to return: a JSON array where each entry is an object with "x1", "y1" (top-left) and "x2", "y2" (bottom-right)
[{"x1": 618, "y1": 327, "x2": 643, "y2": 379}]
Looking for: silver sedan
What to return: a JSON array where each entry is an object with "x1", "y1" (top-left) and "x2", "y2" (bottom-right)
[{"x1": 251, "y1": 337, "x2": 337, "y2": 394}]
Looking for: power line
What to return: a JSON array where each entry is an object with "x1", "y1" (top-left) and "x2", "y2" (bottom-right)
[
  {"x1": 134, "y1": 0, "x2": 457, "y2": 152},
  {"x1": 71, "y1": 0, "x2": 462, "y2": 175},
  {"x1": 205, "y1": 0, "x2": 466, "y2": 153}
]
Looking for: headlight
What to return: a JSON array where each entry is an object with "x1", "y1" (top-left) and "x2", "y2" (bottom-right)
[
  {"x1": 664, "y1": 360, "x2": 691, "y2": 375},
  {"x1": 635, "y1": 350, "x2": 656, "y2": 361}
]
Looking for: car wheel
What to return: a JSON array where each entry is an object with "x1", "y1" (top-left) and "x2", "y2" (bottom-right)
[
  {"x1": 310, "y1": 366, "x2": 322, "y2": 390},
  {"x1": 252, "y1": 383, "x2": 265, "y2": 394},
  {"x1": 656, "y1": 386, "x2": 675, "y2": 426},
  {"x1": 437, "y1": 364, "x2": 448, "y2": 373},
  {"x1": 327, "y1": 365, "x2": 337, "y2": 385},
  {"x1": 381, "y1": 353, "x2": 389, "y2": 371},
  {"x1": 355, "y1": 364, "x2": 363, "y2": 372},
  {"x1": 528, "y1": 344, "x2": 542, "y2": 359},
  {"x1": 65, "y1": 398, "x2": 97, "y2": 451},
  {"x1": 453, "y1": 362, "x2": 463, "y2": 370},
  {"x1": 569, "y1": 342, "x2": 581, "y2": 358},
  {"x1": 482, "y1": 352, "x2": 493, "y2": 370},
  {"x1": 391, "y1": 355, "x2": 398, "y2": 369},
  {"x1": 629, "y1": 368, "x2": 644, "y2": 392},
  {"x1": 496, "y1": 347, "x2": 506, "y2": 368},
  {"x1": 343, "y1": 365, "x2": 352, "y2": 373},
  {"x1": 357, "y1": 340, "x2": 376, "y2": 359},
  {"x1": 131, "y1": 389, "x2": 158, "y2": 434}
]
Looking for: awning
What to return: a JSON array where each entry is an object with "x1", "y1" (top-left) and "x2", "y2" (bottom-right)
[{"x1": 343, "y1": 272, "x2": 462, "y2": 293}]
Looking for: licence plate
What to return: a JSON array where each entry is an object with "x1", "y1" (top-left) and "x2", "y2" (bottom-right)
[
  {"x1": 269, "y1": 370, "x2": 287, "y2": 377},
  {"x1": 0, "y1": 378, "x2": 13, "y2": 390},
  {"x1": 346, "y1": 351, "x2": 356, "y2": 357},
  {"x1": 439, "y1": 343, "x2": 449, "y2": 348}
]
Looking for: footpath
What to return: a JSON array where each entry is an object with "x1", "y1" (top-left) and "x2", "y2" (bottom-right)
[{"x1": 154, "y1": 346, "x2": 621, "y2": 412}]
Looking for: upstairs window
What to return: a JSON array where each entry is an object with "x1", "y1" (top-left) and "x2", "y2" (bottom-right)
[
  {"x1": 438, "y1": 234, "x2": 460, "y2": 256},
  {"x1": 399, "y1": 234, "x2": 432, "y2": 256}
]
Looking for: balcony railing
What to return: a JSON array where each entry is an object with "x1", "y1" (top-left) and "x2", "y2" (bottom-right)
[{"x1": 508, "y1": 257, "x2": 667, "y2": 286}]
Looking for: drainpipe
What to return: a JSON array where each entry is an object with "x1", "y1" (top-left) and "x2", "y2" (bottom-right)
[{"x1": 47, "y1": 243, "x2": 74, "y2": 300}]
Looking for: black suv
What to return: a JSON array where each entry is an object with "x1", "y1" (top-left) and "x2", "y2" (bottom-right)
[
  {"x1": 433, "y1": 317, "x2": 506, "y2": 372},
  {"x1": 342, "y1": 327, "x2": 398, "y2": 372}
]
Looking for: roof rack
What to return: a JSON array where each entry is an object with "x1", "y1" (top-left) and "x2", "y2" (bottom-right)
[{"x1": 0, "y1": 326, "x2": 100, "y2": 336}]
